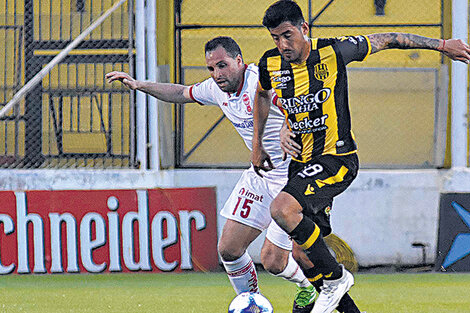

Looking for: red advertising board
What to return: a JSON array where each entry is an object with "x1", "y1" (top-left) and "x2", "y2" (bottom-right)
[{"x1": 0, "y1": 188, "x2": 218, "y2": 274}]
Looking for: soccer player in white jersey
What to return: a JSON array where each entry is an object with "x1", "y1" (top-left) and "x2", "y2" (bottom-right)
[{"x1": 107, "y1": 36, "x2": 320, "y2": 313}]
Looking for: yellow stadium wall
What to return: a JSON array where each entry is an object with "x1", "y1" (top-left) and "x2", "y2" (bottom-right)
[
  {"x1": 0, "y1": 0, "x2": 465, "y2": 168},
  {"x1": 177, "y1": 0, "x2": 448, "y2": 167},
  {"x1": 0, "y1": 0, "x2": 132, "y2": 166}
]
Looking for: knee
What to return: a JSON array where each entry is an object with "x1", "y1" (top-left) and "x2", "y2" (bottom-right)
[
  {"x1": 270, "y1": 198, "x2": 286, "y2": 223},
  {"x1": 270, "y1": 193, "x2": 303, "y2": 232},
  {"x1": 260, "y1": 244, "x2": 287, "y2": 275},
  {"x1": 218, "y1": 239, "x2": 243, "y2": 262}
]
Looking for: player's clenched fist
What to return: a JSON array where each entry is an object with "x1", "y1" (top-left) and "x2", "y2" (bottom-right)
[{"x1": 105, "y1": 71, "x2": 139, "y2": 90}]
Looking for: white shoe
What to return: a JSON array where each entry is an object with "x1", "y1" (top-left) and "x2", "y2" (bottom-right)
[{"x1": 310, "y1": 265, "x2": 354, "y2": 313}]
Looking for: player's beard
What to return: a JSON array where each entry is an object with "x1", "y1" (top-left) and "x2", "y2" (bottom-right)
[
  {"x1": 282, "y1": 51, "x2": 296, "y2": 62},
  {"x1": 280, "y1": 48, "x2": 303, "y2": 63},
  {"x1": 282, "y1": 40, "x2": 310, "y2": 63},
  {"x1": 217, "y1": 78, "x2": 239, "y2": 93}
]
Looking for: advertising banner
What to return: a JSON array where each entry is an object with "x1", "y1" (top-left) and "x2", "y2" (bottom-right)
[
  {"x1": 436, "y1": 193, "x2": 470, "y2": 272},
  {"x1": 0, "y1": 188, "x2": 218, "y2": 274}
]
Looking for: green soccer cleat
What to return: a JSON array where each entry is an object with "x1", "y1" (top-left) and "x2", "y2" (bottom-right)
[{"x1": 292, "y1": 285, "x2": 318, "y2": 313}]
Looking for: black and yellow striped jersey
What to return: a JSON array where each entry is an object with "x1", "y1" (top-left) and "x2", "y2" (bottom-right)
[{"x1": 258, "y1": 36, "x2": 371, "y2": 163}]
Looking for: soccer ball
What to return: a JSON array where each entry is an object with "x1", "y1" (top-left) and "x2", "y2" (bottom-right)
[{"x1": 228, "y1": 292, "x2": 274, "y2": 313}]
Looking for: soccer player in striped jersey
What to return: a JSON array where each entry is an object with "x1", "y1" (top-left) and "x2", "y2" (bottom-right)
[
  {"x1": 251, "y1": 1, "x2": 470, "y2": 313},
  {"x1": 107, "y1": 36, "x2": 340, "y2": 313}
]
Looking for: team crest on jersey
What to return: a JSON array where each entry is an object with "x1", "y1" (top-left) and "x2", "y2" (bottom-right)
[
  {"x1": 325, "y1": 206, "x2": 332, "y2": 216},
  {"x1": 314, "y1": 63, "x2": 329, "y2": 81},
  {"x1": 242, "y1": 93, "x2": 252, "y2": 112}
]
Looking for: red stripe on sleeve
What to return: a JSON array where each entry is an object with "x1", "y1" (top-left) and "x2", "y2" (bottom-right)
[{"x1": 189, "y1": 85, "x2": 205, "y2": 106}]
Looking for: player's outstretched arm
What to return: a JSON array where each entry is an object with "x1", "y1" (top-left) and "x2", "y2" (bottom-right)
[
  {"x1": 105, "y1": 71, "x2": 193, "y2": 103},
  {"x1": 251, "y1": 84, "x2": 274, "y2": 177},
  {"x1": 367, "y1": 33, "x2": 470, "y2": 64}
]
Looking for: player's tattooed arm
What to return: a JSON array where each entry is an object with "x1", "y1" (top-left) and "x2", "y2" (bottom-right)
[
  {"x1": 367, "y1": 33, "x2": 470, "y2": 63},
  {"x1": 368, "y1": 33, "x2": 440, "y2": 53}
]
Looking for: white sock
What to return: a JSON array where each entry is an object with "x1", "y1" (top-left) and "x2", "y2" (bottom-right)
[
  {"x1": 275, "y1": 253, "x2": 311, "y2": 288},
  {"x1": 222, "y1": 251, "x2": 259, "y2": 294}
]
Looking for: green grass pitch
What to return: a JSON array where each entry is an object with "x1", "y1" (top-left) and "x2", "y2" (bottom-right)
[{"x1": 0, "y1": 271, "x2": 469, "y2": 312}]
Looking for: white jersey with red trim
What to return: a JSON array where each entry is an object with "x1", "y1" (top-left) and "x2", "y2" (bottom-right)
[{"x1": 189, "y1": 63, "x2": 287, "y2": 168}]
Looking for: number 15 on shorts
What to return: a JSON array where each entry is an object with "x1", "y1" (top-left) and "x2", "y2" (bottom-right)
[{"x1": 232, "y1": 197, "x2": 253, "y2": 218}]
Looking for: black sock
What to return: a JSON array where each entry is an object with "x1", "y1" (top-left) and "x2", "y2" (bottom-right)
[
  {"x1": 289, "y1": 216, "x2": 342, "y2": 279},
  {"x1": 302, "y1": 267, "x2": 323, "y2": 292}
]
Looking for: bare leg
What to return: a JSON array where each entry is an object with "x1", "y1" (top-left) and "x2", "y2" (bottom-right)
[
  {"x1": 270, "y1": 192, "x2": 304, "y2": 232},
  {"x1": 218, "y1": 219, "x2": 262, "y2": 294},
  {"x1": 261, "y1": 239, "x2": 309, "y2": 287},
  {"x1": 261, "y1": 237, "x2": 317, "y2": 313}
]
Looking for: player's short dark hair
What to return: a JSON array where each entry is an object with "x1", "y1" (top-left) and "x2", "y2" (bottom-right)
[
  {"x1": 262, "y1": 0, "x2": 305, "y2": 29},
  {"x1": 205, "y1": 36, "x2": 243, "y2": 60}
]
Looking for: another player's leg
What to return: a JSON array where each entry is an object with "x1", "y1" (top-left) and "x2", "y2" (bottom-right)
[
  {"x1": 218, "y1": 219, "x2": 262, "y2": 294},
  {"x1": 293, "y1": 244, "x2": 361, "y2": 313},
  {"x1": 261, "y1": 222, "x2": 317, "y2": 313},
  {"x1": 270, "y1": 192, "x2": 353, "y2": 313}
]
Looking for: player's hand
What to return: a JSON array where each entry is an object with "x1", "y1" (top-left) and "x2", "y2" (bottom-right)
[
  {"x1": 251, "y1": 146, "x2": 274, "y2": 177},
  {"x1": 440, "y1": 39, "x2": 470, "y2": 64},
  {"x1": 280, "y1": 124, "x2": 301, "y2": 160},
  {"x1": 105, "y1": 71, "x2": 139, "y2": 90}
]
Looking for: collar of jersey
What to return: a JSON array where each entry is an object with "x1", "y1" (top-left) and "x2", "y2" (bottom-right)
[{"x1": 227, "y1": 64, "x2": 248, "y2": 98}]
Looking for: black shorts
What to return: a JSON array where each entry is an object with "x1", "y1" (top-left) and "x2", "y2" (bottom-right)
[{"x1": 282, "y1": 153, "x2": 359, "y2": 236}]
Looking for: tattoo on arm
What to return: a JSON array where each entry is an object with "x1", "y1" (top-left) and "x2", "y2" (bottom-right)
[{"x1": 368, "y1": 33, "x2": 440, "y2": 54}]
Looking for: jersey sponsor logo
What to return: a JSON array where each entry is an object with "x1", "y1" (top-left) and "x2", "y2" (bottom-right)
[
  {"x1": 272, "y1": 69, "x2": 291, "y2": 75},
  {"x1": 272, "y1": 76, "x2": 292, "y2": 83},
  {"x1": 231, "y1": 119, "x2": 254, "y2": 129},
  {"x1": 242, "y1": 93, "x2": 252, "y2": 112},
  {"x1": 314, "y1": 63, "x2": 329, "y2": 81},
  {"x1": 288, "y1": 114, "x2": 328, "y2": 134},
  {"x1": 279, "y1": 88, "x2": 331, "y2": 114},
  {"x1": 272, "y1": 75, "x2": 291, "y2": 90},
  {"x1": 274, "y1": 82, "x2": 287, "y2": 89},
  {"x1": 238, "y1": 187, "x2": 264, "y2": 202}
]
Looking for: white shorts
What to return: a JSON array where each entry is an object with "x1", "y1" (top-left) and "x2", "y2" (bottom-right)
[
  {"x1": 220, "y1": 164, "x2": 293, "y2": 251},
  {"x1": 265, "y1": 220, "x2": 293, "y2": 251}
]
